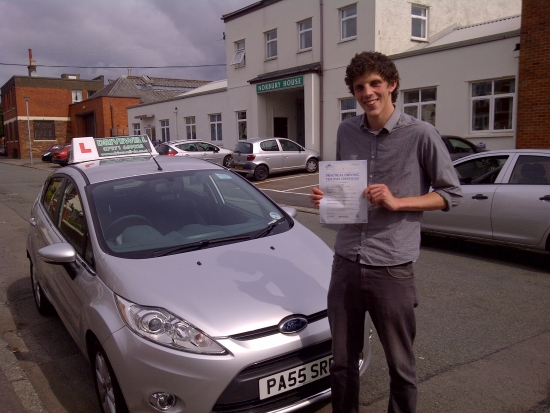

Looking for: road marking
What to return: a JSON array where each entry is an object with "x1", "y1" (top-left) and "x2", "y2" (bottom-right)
[
  {"x1": 280, "y1": 184, "x2": 318, "y2": 192},
  {"x1": 261, "y1": 189, "x2": 311, "y2": 195},
  {"x1": 254, "y1": 173, "x2": 319, "y2": 185}
]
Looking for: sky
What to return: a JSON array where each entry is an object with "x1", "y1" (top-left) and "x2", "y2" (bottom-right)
[{"x1": 0, "y1": 0, "x2": 254, "y2": 89}]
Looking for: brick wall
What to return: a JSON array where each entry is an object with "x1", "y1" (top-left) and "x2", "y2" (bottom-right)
[{"x1": 516, "y1": 0, "x2": 550, "y2": 148}]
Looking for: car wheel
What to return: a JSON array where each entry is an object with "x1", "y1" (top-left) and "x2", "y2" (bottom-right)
[
  {"x1": 223, "y1": 155, "x2": 232, "y2": 168},
  {"x1": 305, "y1": 158, "x2": 318, "y2": 173},
  {"x1": 91, "y1": 340, "x2": 129, "y2": 413},
  {"x1": 30, "y1": 261, "x2": 54, "y2": 316},
  {"x1": 254, "y1": 165, "x2": 269, "y2": 181}
]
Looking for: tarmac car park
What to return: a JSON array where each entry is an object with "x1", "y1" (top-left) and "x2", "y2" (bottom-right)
[{"x1": 26, "y1": 135, "x2": 370, "y2": 413}]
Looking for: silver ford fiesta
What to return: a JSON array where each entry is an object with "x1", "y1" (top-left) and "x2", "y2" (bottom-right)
[{"x1": 27, "y1": 138, "x2": 370, "y2": 413}]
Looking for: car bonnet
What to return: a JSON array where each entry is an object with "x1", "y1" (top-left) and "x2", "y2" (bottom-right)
[{"x1": 95, "y1": 222, "x2": 333, "y2": 338}]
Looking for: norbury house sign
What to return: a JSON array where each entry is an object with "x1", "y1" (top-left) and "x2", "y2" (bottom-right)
[{"x1": 256, "y1": 76, "x2": 304, "y2": 93}]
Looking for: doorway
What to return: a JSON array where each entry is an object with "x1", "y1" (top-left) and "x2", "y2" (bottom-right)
[{"x1": 274, "y1": 117, "x2": 288, "y2": 138}]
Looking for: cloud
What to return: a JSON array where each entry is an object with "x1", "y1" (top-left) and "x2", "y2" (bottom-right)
[{"x1": 0, "y1": 0, "x2": 252, "y2": 87}]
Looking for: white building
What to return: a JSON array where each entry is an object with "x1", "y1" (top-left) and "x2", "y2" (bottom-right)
[{"x1": 128, "y1": 0, "x2": 522, "y2": 161}]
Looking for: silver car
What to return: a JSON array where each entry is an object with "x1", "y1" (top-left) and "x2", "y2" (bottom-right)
[
  {"x1": 27, "y1": 144, "x2": 370, "y2": 413},
  {"x1": 422, "y1": 149, "x2": 550, "y2": 253},
  {"x1": 157, "y1": 140, "x2": 233, "y2": 168},
  {"x1": 231, "y1": 138, "x2": 320, "y2": 181}
]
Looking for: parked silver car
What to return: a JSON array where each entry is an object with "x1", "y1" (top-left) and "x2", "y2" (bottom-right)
[
  {"x1": 27, "y1": 138, "x2": 370, "y2": 413},
  {"x1": 231, "y1": 137, "x2": 320, "y2": 181},
  {"x1": 157, "y1": 140, "x2": 233, "y2": 167},
  {"x1": 422, "y1": 149, "x2": 550, "y2": 253}
]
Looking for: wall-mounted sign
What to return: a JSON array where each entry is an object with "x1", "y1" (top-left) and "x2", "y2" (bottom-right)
[{"x1": 256, "y1": 76, "x2": 304, "y2": 93}]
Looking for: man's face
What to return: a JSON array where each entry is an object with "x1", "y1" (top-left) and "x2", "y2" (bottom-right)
[{"x1": 352, "y1": 72, "x2": 396, "y2": 126}]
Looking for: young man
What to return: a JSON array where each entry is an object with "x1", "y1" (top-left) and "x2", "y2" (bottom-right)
[{"x1": 310, "y1": 51, "x2": 462, "y2": 413}]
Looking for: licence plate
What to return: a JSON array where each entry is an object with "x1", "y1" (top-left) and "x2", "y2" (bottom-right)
[
  {"x1": 234, "y1": 165, "x2": 243, "y2": 170},
  {"x1": 258, "y1": 355, "x2": 332, "y2": 400}
]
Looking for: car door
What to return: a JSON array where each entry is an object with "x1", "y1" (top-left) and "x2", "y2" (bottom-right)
[
  {"x1": 176, "y1": 142, "x2": 201, "y2": 159},
  {"x1": 491, "y1": 154, "x2": 550, "y2": 246},
  {"x1": 279, "y1": 139, "x2": 306, "y2": 170},
  {"x1": 197, "y1": 142, "x2": 222, "y2": 164},
  {"x1": 422, "y1": 154, "x2": 511, "y2": 238},
  {"x1": 259, "y1": 139, "x2": 284, "y2": 172}
]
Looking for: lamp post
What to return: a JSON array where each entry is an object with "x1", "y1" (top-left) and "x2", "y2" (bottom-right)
[{"x1": 23, "y1": 96, "x2": 33, "y2": 164}]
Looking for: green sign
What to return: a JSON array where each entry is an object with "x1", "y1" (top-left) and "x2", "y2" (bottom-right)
[
  {"x1": 256, "y1": 76, "x2": 304, "y2": 93},
  {"x1": 95, "y1": 135, "x2": 152, "y2": 157}
]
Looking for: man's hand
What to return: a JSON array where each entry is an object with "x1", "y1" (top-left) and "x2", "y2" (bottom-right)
[
  {"x1": 364, "y1": 184, "x2": 400, "y2": 211},
  {"x1": 310, "y1": 187, "x2": 324, "y2": 209}
]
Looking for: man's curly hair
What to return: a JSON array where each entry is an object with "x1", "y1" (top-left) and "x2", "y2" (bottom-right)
[{"x1": 345, "y1": 51, "x2": 400, "y2": 103}]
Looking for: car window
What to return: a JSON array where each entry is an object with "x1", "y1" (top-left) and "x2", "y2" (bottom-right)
[
  {"x1": 260, "y1": 140, "x2": 280, "y2": 152},
  {"x1": 177, "y1": 143, "x2": 198, "y2": 152},
  {"x1": 509, "y1": 155, "x2": 550, "y2": 185},
  {"x1": 234, "y1": 142, "x2": 253, "y2": 154},
  {"x1": 197, "y1": 142, "x2": 217, "y2": 152},
  {"x1": 280, "y1": 139, "x2": 301, "y2": 151},
  {"x1": 42, "y1": 177, "x2": 65, "y2": 224},
  {"x1": 447, "y1": 137, "x2": 475, "y2": 154},
  {"x1": 89, "y1": 170, "x2": 290, "y2": 258},
  {"x1": 454, "y1": 155, "x2": 509, "y2": 184},
  {"x1": 58, "y1": 180, "x2": 93, "y2": 263}
]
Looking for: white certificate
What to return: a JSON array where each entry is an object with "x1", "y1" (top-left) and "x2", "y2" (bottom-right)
[{"x1": 319, "y1": 160, "x2": 368, "y2": 224}]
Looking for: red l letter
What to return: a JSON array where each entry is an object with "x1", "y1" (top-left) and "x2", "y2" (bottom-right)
[{"x1": 79, "y1": 142, "x2": 92, "y2": 153}]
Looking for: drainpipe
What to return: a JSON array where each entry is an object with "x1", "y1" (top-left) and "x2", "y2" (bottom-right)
[
  {"x1": 319, "y1": 0, "x2": 324, "y2": 159},
  {"x1": 110, "y1": 105, "x2": 114, "y2": 136}
]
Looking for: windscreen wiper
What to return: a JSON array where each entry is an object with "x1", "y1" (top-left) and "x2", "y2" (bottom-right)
[
  {"x1": 254, "y1": 218, "x2": 286, "y2": 239},
  {"x1": 153, "y1": 234, "x2": 251, "y2": 257}
]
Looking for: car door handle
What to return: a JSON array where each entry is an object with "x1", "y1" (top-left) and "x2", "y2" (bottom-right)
[
  {"x1": 472, "y1": 194, "x2": 488, "y2": 200},
  {"x1": 540, "y1": 195, "x2": 550, "y2": 201},
  {"x1": 29, "y1": 217, "x2": 37, "y2": 226}
]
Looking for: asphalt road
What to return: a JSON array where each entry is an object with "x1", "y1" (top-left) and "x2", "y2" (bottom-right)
[{"x1": 0, "y1": 160, "x2": 549, "y2": 413}]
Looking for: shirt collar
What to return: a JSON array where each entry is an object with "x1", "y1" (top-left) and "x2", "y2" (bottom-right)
[{"x1": 360, "y1": 106, "x2": 401, "y2": 134}]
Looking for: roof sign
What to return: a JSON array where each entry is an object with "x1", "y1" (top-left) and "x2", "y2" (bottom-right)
[{"x1": 70, "y1": 135, "x2": 158, "y2": 164}]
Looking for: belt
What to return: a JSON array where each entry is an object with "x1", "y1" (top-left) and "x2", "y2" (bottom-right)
[{"x1": 356, "y1": 254, "x2": 412, "y2": 267}]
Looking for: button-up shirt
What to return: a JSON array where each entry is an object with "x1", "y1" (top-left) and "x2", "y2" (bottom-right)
[{"x1": 334, "y1": 108, "x2": 462, "y2": 266}]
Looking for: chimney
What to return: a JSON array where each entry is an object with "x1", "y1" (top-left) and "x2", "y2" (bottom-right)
[{"x1": 28, "y1": 49, "x2": 37, "y2": 77}]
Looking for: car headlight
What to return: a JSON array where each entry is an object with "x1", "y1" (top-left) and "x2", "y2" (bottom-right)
[{"x1": 115, "y1": 295, "x2": 228, "y2": 355}]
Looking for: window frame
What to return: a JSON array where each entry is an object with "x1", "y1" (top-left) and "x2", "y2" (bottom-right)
[
  {"x1": 402, "y1": 87, "x2": 437, "y2": 126},
  {"x1": 160, "y1": 119, "x2": 170, "y2": 142},
  {"x1": 265, "y1": 29, "x2": 278, "y2": 60},
  {"x1": 340, "y1": 98, "x2": 357, "y2": 121},
  {"x1": 237, "y1": 111, "x2": 247, "y2": 140},
  {"x1": 470, "y1": 78, "x2": 515, "y2": 133},
  {"x1": 185, "y1": 116, "x2": 196, "y2": 140},
  {"x1": 132, "y1": 123, "x2": 141, "y2": 136},
  {"x1": 33, "y1": 120, "x2": 56, "y2": 141},
  {"x1": 340, "y1": 4, "x2": 357, "y2": 41},
  {"x1": 298, "y1": 18, "x2": 313, "y2": 51},
  {"x1": 230, "y1": 40, "x2": 246, "y2": 67},
  {"x1": 209, "y1": 114, "x2": 222, "y2": 141},
  {"x1": 411, "y1": 4, "x2": 428, "y2": 41},
  {"x1": 72, "y1": 90, "x2": 83, "y2": 103}
]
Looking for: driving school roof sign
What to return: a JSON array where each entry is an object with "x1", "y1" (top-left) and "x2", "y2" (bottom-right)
[
  {"x1": 256, "y1": 76, "x2": 304, "y2": 93},
  {"x1": 70, "y1": 135, "x2": 158, "y2": 164}
]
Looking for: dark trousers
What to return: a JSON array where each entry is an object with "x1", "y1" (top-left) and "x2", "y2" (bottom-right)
[{"x1": 328, "y1": 254, "x2": 418, "y2": 413}]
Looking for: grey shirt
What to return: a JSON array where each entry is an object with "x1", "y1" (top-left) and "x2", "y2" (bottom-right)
[{"x1": 334, "y1": 107, "x2": 462, "y2": 266}]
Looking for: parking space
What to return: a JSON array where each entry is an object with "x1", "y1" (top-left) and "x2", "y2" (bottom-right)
[{"x1": 251, "y1": 171, "x2": 320, "y2": 210}]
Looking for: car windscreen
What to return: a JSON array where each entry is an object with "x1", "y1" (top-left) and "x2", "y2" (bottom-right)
[
  {"x1": 234, "y1": 142, "x2": 253, "y2": 154},
  {"x1": 88, "y1": 170, "x2": 292, "y2": 258}
]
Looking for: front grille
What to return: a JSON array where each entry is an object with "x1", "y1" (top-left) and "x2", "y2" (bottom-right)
[
  {"x1": 212, "y1": 340, "x2": 332, "y2": 413},
  {"x1": 229, "y1": 310, "x2": 328, "y2": 341}
]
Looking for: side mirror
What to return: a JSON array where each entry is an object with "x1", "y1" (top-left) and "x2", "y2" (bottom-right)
[{"x1": 38, "y1": 243, "x2": 80, "y2": 279}]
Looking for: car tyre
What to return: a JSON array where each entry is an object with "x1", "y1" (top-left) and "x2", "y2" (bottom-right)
[
  {"x1": 223, "y1": 155, "x2": 232, "y2": 168},
  {"x1": 30, "y1": 261, "x2": 54, "y2": 316},
  {"x1": 305, "y1": 158, "x2": 318, "y2": 173},
  {"x1": 254, "y1": 165, "x2": 269, "y2": 181},
  {"x1": 91, "y1": 340, "x2": 129, "y2": 413}
]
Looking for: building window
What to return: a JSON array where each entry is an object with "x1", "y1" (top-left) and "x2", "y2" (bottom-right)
[
  {"x1": 160, "y1": 119, "x2": 170, "y2": 142},
  {"x1": 471, "y1": 78, "x2": 515, "y2": 132},
  {"x1": 340, "y1": 98, "x2": 357, "y2": 121},
  {"x1": 237, "y1": 111, "x2": 247, "y2": 140},
  {"x1": 72, "y1": 90, "x2": 82, "y2": 103},
  {"x1": 341, "y1": 4, "x2": 357, "y2": 41},
  {"x1": 33, "y1": 121, "x2": 56, "y2": 140},
  {"x1": 299, "y1": 18, "x2": 312, "y2": 51},
  {"x1": 403, "y1": 87, "x2": 437, "y2": 126},
  {"x1": 209, "y1": 114, "x2": 222, "y2": 141},
  {"x1": 411, "y1": 5, "x2": 428, "y2": 40},
  {"x1": 185, "y1": 116, "x2": 196, "y2": 139},
  {"x1": 231, "y1": 40, "x2": 246, "y2": 67},
  {"x1": 132, "y1": 123, "x2": 141, "y2": 135},
  {"x1": 266, "y1": 29, "x2": 277, "y2": 59}
]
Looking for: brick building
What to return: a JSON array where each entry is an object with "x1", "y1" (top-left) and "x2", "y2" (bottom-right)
[
  {"x1": 516, "y1": 0, "x2": 550, "y2": 148},
  {"x1": 1, "y1": 73, "x2": 104, "y2": 159}
]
